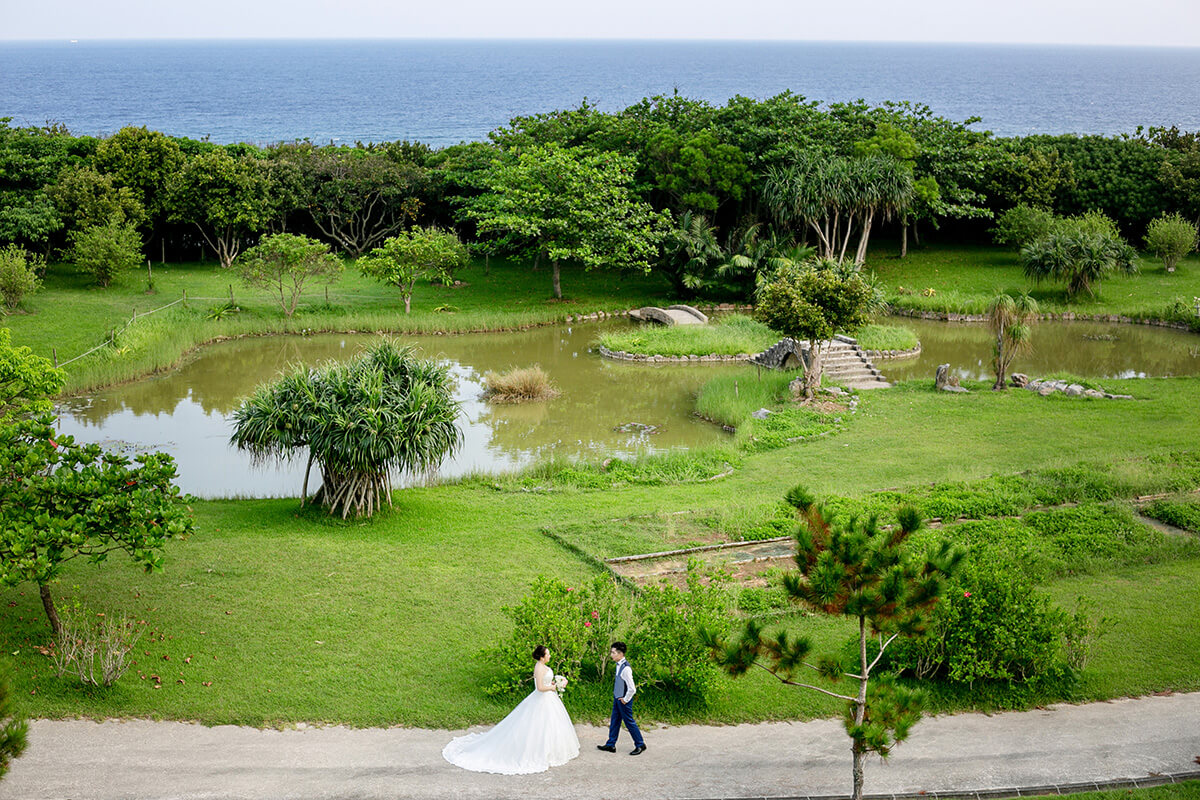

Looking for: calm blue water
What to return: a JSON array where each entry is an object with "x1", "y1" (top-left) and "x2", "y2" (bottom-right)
[{"x1": 3, "y1": 39, "x2": 1199, "y2": 146}]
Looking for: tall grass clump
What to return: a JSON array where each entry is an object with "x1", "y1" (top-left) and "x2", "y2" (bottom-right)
[
  {"x1": 599, "y1": 314, "x2": 777, "y2": 357},
  {"x1": 695, "y1": 369, "x2": 795, "y2": 428},
  {"x1": 482, "y1": 365, "x2": 560, "y2": 403},
  {"x1": 854, "y1": 323, "x2": 918, "y2": 352}
]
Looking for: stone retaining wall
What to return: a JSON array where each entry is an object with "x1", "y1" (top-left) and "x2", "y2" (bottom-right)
[
  {"x1": 892, "y1": 307, "x2": 1194, "y2": 331},
  {"x1": 863, "y1": 342, "x2": 922, "y2": 360},
  {"x1": 597, "y1": 345, "x2": 751, "y2": 363}
]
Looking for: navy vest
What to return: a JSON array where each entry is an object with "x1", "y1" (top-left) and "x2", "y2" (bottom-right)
[{"x1": 613, "y1": 659, "x2": 630, "y2": 698}]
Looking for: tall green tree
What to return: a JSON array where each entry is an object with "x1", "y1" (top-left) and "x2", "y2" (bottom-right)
[
  {"x1": 237, "y1": 233, "x2": 343, "y2": 317},
  {"x1": 230, "y1": 340, "x2": 462, "y2": 519},
  {"x1": 763, "y1": 154, "x2": 913, "y2": 265},
  {"x1": 987, "y1": 293, "x2": 1039, "y2": 390},
  {"x1": 92, "y1": 126, "x2": 184, "y2": 227},
  {"x1": 46, "y1": 165, "x2": 146, "y2": 238},
  {"x1": 358, "y1": 227, "x2": 468, "y2": 313},
  {"x1": 754, "y1": 259, "x2": 877, "y2": 397},
  {"x1": 272, "y1": 144, "x2": 426, "y2": 257},
  {"x1": 168, "y1": 150, "x2": 274, "y2": 268},
  {"x1": 0, "y1": 416, "x2": 194, "y2": 635},
  {"x1": 468, "y1": 143, "x2": 669, "y2": 298},
  {"x1": 702, "y1": 489, "x2": 961, "y2": 800}
]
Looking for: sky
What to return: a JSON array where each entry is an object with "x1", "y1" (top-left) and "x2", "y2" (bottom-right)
[{"x1": 2, "y1": 0, "x2": 1200, "y2": 47}]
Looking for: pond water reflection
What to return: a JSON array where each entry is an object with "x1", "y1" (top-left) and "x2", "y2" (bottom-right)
[
  {"x1": 881, "y1": 317, "x2": 1200, "y2": 383},
  {"x1": 55, "y1": 321, "x2": 743, "y2": 498},
  {"x1": 54, "y1": 316, "x2": 1200, "y2": 498}
]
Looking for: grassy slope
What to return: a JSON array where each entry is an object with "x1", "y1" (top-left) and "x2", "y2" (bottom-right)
[
  {"x1": 2, "y1": 257, "x2": 672, "y2": 392},
  {"x1": 3, "y1": 376, "x2": 1199, "y2": 727},
  {"x1": 866, "y1": 243, "x2": 1200, "y2": 319}
]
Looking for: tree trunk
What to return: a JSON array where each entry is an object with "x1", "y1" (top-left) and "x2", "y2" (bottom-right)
[
  {"x1": 404, "y1": 295, "x2": 412, "y2": 314},
  {"x1": 40, "y1": 583, "x2": 62, "y2": 638},
  {"x1": 852, "y1": 616, "x2": 868, "y2": 800},
  {"x1": 552, "y1": 259, "x2": 562, "y2": 299},
  {"x1": 300, "y1": 449, "x2": 315, "y2": 506},
  {"x1": 803, "y1": 343, "x2": 823, "y2": 398},
  {"x1": 993, "y1": 330, "x2": 1008, "y2": 390},
  {"x1": 855, "y1": 212, "x2": 875, "y2": 265},
  {"x1": 901, "y1": 221, "x2": 909, "y2": 258}
]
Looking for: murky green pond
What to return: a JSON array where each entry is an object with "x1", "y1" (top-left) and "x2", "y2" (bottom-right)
[
  {"x1": 881, "y1": 317, "x2": 1200, "y2": 383},
  {"x1": 55, "y1": 317, "x2": 1200, "y2": 498},
  {"x1": 56, "y1": 321, "x2": 744, "y2": 498}
]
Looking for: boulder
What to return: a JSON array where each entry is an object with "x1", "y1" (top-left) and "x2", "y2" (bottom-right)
[
  {"x1": 1083, "y1": 389, "x2": 1105, "y2": 399},
  {"x1": 1010, "y1": 373, "x2": 1030, "y2": 388},
  {"x1": 1038, "y1": 384, "x2": 1058, "y2": 396},
  {"x1": 1064, "y1": 384, "x2": 1085, "y2": 397},
  {"x1": 941, "y1": 385, "x2": 969, "y2": 393},
  {"x1": 750, "y1": 408, "x2": 773, "y2": 420},
  {"x1": 935, "y1": 364, "x2": 951, "y2": 390}
]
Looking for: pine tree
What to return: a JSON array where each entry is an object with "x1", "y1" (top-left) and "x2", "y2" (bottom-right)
[{"x1": 702, "y1": 487, "x2": 962, "y2": 800}]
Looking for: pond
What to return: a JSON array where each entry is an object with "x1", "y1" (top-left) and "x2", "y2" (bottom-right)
[
  {"x1": 55, "y1": 321, "x2": 744, "y2": 498},
  {"x1": 54, "y1": 317, "x2": 1200, "y2": 499},
  {"x1": 880, "y1": 317, "x2": 1200, "y2": 383}
]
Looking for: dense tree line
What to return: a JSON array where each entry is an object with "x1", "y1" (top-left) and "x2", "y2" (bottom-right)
[{"x1": 1, "y1": 94, "x2": 1198, "y2": 298}]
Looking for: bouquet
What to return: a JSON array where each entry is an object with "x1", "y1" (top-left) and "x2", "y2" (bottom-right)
[{"x1": 553, "y1": 674, "x2": 568, "y2": 695}]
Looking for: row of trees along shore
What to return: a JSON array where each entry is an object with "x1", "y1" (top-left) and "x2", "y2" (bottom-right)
[{"x1": 2, "y1": 94, "x2": 1199, "y2": 299}]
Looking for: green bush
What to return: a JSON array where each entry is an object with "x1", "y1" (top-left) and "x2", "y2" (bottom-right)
[
  {"x1": 993, "y1": 204, "x2": 1056, "y2": 249},
  {"x1": 884, "y1": 558, "x2": 1099, "y2": 688},
  {"x1": 628, "y1": 560, "x2": 734, "y2": 702},
  {"x1": 1143, "y1": 212, "x2": 1198, "y2": 273},
  {"x1": 486, "y1": 574, "x2": 624, "y2": 696},
  {"x1": 0, "y1": 245, "x2": 44, "y2": 311},
  {"x1": 1142, "y1": 495, "x2": 1200, "y2": 533},
  {"x1": 0, "y1": 662, "x2": 27, "y2": 780},
  {"x1": 68, "y1": 219, "x2": 143, "y2": 287}
]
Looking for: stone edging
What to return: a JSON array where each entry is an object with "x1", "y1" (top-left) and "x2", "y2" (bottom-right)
[
  {"x1": 863, "y1": 342, "x2": 922, "y2": 360},
  {"x1": 683, "y1": 770, "x2": 1200, "y2": 800},
  {"x1": 599, "y1": 346, "x2": 751, "y2": 363},
  {"x1": 892, "y1": 307, "x2": 1194, "y2": 331}
]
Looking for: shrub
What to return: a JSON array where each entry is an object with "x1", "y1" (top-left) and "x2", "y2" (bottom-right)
[
  {"x1": 486, "y1": 575, "x2": 625, "y2": 696},
  {"x1": 0, "y1": 245, "x2": 44, "y2": 311},
  {"x1": 1021, "y1": 231, "x2": 1138, "y2": 299},
  {"x1": 628, "y1": 560, "x2": 733, "y2": 702},
  {"x1": 1141, "y1": 495, "x2": 1200, "y2": 533},
  {"x1": 68, "y1": 219, "x2": 143, "y2": 287},
  {"x1": 993, "y1": 204, "x2": 1056, "y2": 248},
  {"x1": 51, "y1": 605, "x2": 146, "y2": 687},
  {"x1": 482, "y1": 365, "x2": 560, "y2": 403},
  {"x1": 884, "y1": 558, "x2": 1100, "y2": 688},
  {"x1": 1143, "y1": 212, "x2": 1198, "y2": 273}
]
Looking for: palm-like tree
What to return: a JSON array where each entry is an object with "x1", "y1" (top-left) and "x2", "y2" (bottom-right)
[
  {"x1": 1021, "y1": 233, "x2": 1138, "y2": 299},
  {"x1": 987, "y1": 293, "x2": 1039, "y2": 390},
  {"x1": 230, "y1": 340, "x2": 462, "y2": 518},
  {"x1": 762, "y1": 154, "x2": 912, "y2": 265}
]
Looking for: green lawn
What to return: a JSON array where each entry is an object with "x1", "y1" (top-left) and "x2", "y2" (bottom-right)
[
  {"x1": 866, "y1": 243, "x2": 1200, "y2": 323},
  {"x1": 2, "y1": 256, "x2": 673, "y2": 392},
  {"x1": 3, "y1": 375, "x2": 1199, "y2": 727}
]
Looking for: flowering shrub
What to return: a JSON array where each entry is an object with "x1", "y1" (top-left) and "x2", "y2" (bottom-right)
[
  {"x1": 485, "y1": 575, "x2": 624, "y2": 696},
  {"x1": 487, "y1": 561, "x2": 734, "y2": 704},
  {"x1": 883, "y1": 558, "x2": 1105, "y2": 688}
]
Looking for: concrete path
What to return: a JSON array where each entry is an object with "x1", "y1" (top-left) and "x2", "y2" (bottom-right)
[{"x1": 2, "y1": 693, "x2": 1198, "y2": 800}]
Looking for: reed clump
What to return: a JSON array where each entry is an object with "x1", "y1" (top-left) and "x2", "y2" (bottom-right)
[{"x1": 482, "y1": 365, "x2": 560, "y2": 403}]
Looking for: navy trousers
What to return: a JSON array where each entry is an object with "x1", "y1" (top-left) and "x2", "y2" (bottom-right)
[{"x1": 606, "y1": 697, "x2": 644, "y2": 747}]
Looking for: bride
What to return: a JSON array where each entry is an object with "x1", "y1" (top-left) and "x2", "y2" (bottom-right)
[{"x1": 443, "y1": 645, "x2": 580, "y2": 774}]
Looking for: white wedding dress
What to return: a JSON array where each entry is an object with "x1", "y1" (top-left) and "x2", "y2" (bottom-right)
[{"x1": 443, "y1": 667, "x2": 580, "y2": 774}]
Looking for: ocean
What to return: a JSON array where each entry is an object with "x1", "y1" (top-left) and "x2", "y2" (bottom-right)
[{"x1": 2, "y1": 39, "x2": 1199, "y2": 146}]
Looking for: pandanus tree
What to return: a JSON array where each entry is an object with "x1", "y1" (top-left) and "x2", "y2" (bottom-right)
[
  {"x1": 230, "y1": 340, "x2": 462, "y2": 519},
  {"x1": 701, "y1": 487, "x2": 962, "y2": 800},
  {"x1": 1020, "y1": 232, "x2": 1137, "y2": 299},
  {"x1": 763, "y1": 153, "x2": 913, "y2": 265},
  {"x1": 987, "y1": 292, "x2": 1039, "y2": 390}
]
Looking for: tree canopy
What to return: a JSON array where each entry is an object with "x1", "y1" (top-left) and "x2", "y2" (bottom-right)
[{"x1": 358, "y1": 227, "x2": 469, "y2": 313}]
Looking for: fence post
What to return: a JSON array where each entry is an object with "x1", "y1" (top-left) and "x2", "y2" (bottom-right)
[
  {"x1": 132, "y1": 307, "x2": 137, "y2": 322},
  {"x1": 183, "y1": 288, "x2": 188, "y2": 307},
  {"x1": 52, "y1": 347, "x2": 58, "y2": 369},
  {"x1": 229, "y1": 284, "x2": 234, "y2": 303},
  {"x1": 325, "y1": 285, "x2": 329, "y2": 305}
]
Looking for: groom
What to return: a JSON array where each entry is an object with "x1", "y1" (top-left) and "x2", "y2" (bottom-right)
[{"x1": 596, "y1": 642, "x2": 646, "y2": 756}]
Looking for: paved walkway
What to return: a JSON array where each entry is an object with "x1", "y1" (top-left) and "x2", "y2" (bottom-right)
[{"x1": 2, "y1": 693, "x2": 1198, "y2": 800}]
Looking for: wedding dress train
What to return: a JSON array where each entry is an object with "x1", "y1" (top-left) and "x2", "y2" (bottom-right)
[{"x1": 443, "y1": 669, "x2": 580, "y2": 774}]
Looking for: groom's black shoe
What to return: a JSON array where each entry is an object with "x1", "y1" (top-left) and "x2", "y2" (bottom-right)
[
  {"x1": 629, "y1": 745, "x2": 646, "y2": 756},
  {"x1": 596, "y1": 745, "x2": 616, "y2": 753}
]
